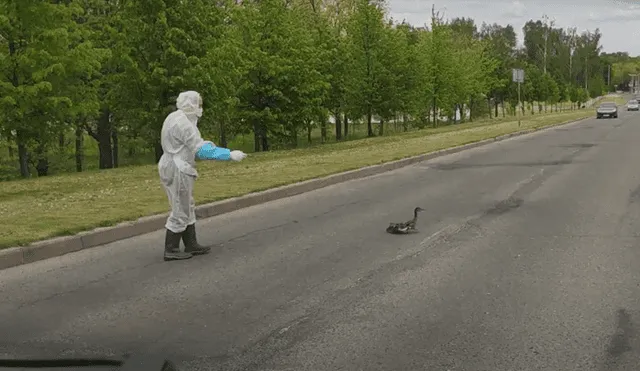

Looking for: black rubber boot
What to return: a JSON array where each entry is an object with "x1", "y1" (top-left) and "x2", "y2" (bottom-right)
[
  {"x1": 164, "y1": 229, "x2": 193, "y2": 261},
  {"x1": 183, "y1": 224, "x2": 211, "y2": 255}
]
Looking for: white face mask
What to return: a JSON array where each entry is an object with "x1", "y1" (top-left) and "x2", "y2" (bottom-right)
[{"x1": 195, "y1": 107, "x2": 203, "y2": 118}]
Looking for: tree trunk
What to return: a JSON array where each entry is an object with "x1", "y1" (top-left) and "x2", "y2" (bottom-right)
[
  {"x1": 91, "y1": 108, "x2": 114, "y2": 169},
  {"x1": 59, "y1": 133, "x2": 65, "y2": 151},
  {"x1": 112, "y1": 127, "x2": 119, "y2": 168},
  {"x1": 343, "y1": 113, "x2": 349, "y2": 138},
  {"x1": 34, "y1": 142, "x2": 48, "y2": 177},
  {"x1": 320, "y1": 117, "x2": 327, "y2": 143},
  {"x1": 35, "y1": 158, "x2": 48, "y2": 176},
  {"x1": 10, "y1": 42, "x2": 29, "y2": 177},
  {"x1": 488, "y1": 98, "x2": 493, "y2": 119},
  {"x1": 494, "y1": 99, "x2": 499, "y2": 117},
  {"x1": 251, "y1": 120, "x2": 269, "y2": 151},
  {"x1": 367, "y1": 107, "x2": 374, "y2": 137},
  {"x1": 307, "y1": 124, "x2": 312, "y2": 144},
  {"x1": 98, "y1": 134, "x2": 113, "y2": 168},
  {"x1": 334, "y1": 112, "x2": 342, "y2": 141},
  {"x1": 219, "y1": 121, "x2": 228, "y2": 148},
  {"x1": 378, "y1": 118, "x2": 384, "y2": 136},
  {"x1": 75, "y1": 125, "x2": 84, "y2": 172},
  {"x1": 16, "y1": 130, "x2": 30, "y2": 178},
  {"x1": 432, "y1": 96, "x2": 438, "y2": 127},
  {"x1": 253, "y1": 122, "x2": 260, "y2": 152},
  {"x1": 260, "y1": 132, "x2": 269, "y2": 151}
]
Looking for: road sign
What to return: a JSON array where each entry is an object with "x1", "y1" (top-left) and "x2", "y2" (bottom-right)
[{"x1": 512, "y1": 68, "x2": 524, "y2": 83}]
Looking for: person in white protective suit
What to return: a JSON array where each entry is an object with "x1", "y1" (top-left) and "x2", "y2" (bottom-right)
[{"x1": 158, "y1": 90, "x2": 247, "y2": 261}]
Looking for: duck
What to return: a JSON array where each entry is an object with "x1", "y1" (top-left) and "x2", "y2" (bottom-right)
[{"x1": 386, "y1": 207, "x2": 425, "y2": 234}]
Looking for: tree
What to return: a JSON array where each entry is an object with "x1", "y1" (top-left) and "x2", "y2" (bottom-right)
[
  {"x1": 393, "y1": 22, "x2": 422, "y2": 130},
  {"x1": 0, "y1": 0, "x2": 101, "y2": 177},
  {"x1": 424, "y1": 8, "x2": 460, "y2": 126},
  {"x1": 480, "y1": 23, "x2": 517, "y2": 117},
  {"x1": 71, "y1": 0, "x2": 117, "y2": 171},
  {"x1": 113, "y1": 0, "x2": 217, "y2": 161},
  {"x1": 345, "y1": 0, "x2": 388, "y2": 136},
  {"x1": 547, "y1": 78, "x2": 561, "y2": 112},
  {"x1": 0, "y1": 7, "x2": 624, "y2": 180},
  {"x1": 522, "y1": 64, "x2": 542, "y2": 114}
]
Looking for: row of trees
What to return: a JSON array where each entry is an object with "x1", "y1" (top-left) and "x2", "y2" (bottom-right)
[
  {"x1": 604, "y1": 52, "x2": 640, "y2": 91},
  {"x1": 0, "y1": 0, "x2": 626, "y2": 180}
]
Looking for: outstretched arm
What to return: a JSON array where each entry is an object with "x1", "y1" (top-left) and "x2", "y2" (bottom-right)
[
  {"x1": 176, "y1": 117, "x2": 246, "y2": 162},
  {"x1": 196, "y1": 141, "x2": 232, "y2": 161}
]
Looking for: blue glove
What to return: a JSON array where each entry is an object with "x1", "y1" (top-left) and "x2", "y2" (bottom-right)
[{"x1": 196, "y1": 142, "x2": 231, "y2": 161}]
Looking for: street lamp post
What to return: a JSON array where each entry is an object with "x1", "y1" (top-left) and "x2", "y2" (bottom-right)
[{"x1": 630, "y1": 74, "x2": 638, "y2": 94}]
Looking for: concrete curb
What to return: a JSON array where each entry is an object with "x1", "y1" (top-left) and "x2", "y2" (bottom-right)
[{"x1": 0, "y1": 115, "x2": 591, "y2": 271}]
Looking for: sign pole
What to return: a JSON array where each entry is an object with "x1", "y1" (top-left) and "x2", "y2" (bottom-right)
[
  {"x1": 517, "y1": 80, "x2": 521, "y2": 127},
  {"x1": 513, "y1": 68, "x2": 524, "y2": 127},
  {"x1": 631, "y1": 74, "x2": 638, "y2": 94}
]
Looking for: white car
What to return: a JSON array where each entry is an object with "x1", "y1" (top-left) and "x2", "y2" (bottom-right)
[{"x1": 628, "y1": 99, "x2": 639, "y2": 111}]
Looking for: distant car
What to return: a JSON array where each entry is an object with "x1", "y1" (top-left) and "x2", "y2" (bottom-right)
[
  {"x1": 628, "y1": 99, "x2": 639, "y2": 111},
  {"x1": 596, "y1": 102, "x2": 618, "y2": 119}
]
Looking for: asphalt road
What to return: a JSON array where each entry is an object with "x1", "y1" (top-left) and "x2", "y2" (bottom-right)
[{"x1": 3, "y1": 102, "x2": 640, "y2": 371}]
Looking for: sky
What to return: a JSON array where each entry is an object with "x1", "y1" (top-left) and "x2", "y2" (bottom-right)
[{"x1": 387, "y1": 0, "x2": 640, "y2": 56}]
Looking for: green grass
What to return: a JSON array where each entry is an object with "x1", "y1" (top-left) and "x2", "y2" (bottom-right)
[
  {"x1": 599, "y1": 94, "x2": 627, "y2": 106},
  {"x1": 0, "y1": 107, "x2": 598, "y2": 249}
]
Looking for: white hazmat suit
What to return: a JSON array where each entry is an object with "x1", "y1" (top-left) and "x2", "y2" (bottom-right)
[{"x1": 158, "y1": 90, "x2": 246, "y2": 261}]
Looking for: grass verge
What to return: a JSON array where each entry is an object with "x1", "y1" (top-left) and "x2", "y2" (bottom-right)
[
  {"x1": 607, "y1": 95, "x2": 628, "y2": 106},
  {"x1": 0, "y1": 108, "x2": 598, "y2": 249}
]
